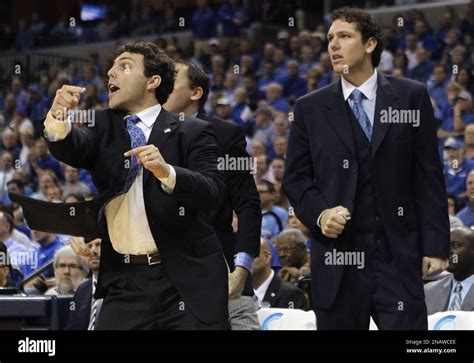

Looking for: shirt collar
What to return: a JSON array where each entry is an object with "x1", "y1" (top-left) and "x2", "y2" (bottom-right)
[
  {"x1": 134, "y1": 103, "x2": 162, "y2": 128},
  {"x1": 254, "y1": 269, "x2": 274, "y2": 304},
  {"x1": 452, "y1": 274, "x2": 474, "y2": 294},
  {"x1": 341, "y1": 68, "x2": 378, "y2": 101}
]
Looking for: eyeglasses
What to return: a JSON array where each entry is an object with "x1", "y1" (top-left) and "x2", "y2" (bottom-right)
[
  {"x1": 56, "y1": 263, "x2": 82, "y2": 271},
  {"x1": 276, "y1": 246, "x2": 298, "y2": 253}
]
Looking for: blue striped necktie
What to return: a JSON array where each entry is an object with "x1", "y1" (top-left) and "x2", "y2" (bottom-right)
[
  {"x1": 349, "y1": 89, "x2": 372, "y2": 140},
  {"x1": 122, "y1": 115, "x2": 146, "y2": 192}
]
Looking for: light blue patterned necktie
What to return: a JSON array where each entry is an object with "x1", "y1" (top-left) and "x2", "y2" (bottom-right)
[
  {"x1": 448, "y1": 282, "x2": 463, "y2": 311},
  {"x1": 349, "y1": 89, "x2": 372, "y2": 140},
  {"x1": 123, "y1": 115, "x2": 146, "y2": 192}
]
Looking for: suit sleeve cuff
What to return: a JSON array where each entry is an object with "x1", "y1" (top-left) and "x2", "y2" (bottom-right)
[
  {"x1": 234, "y1": 252, "x2": 254, "y2": 273},
  {"x1": 44, "y1": 111, "x2": 72, "y2": 141},
  {"x1": 159, "y1": 165, "x2": 176, "y2": 194}
]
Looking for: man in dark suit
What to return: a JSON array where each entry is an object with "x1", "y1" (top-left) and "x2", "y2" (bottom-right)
[
  {"x1": 252, "y1": 239, "x2": 308, "y2": 310},
  {"x1": 66, "y1": 237, "x2": 102, "y2": 330},
  {"x1": 425, "y1": 227, "x2": 474, "y2": 315},
  {"x1": 163, "y1": 61, "x2": 261, "y2": 329},
  {"x1": 282, "y1": 8, "x2": 450, "y2": 330},
  {"x1": 40, "y1": 42, "x2": 228, "y2": 329}
]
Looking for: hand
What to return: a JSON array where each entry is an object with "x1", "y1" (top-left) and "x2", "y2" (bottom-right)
[
  {"x1": 454, "y1": 101, "x2": 462, "y2": 114},
  {"x1": 70, "y1": 236, "x2": 91, "y2": 258},
  {"x1": 320, "y1": 206, "x2": 351, "y2": 238},
  {"x1": 124, "y1": 145, "x2": 170, "y2": 179},
  {"x1": 422, "y1": 256, "x2": 448, "y2": 278},
  {"x1": 228, "y1": 266, "x2": 248, "y2": 300},
  {"x1": 49, "y1": 85, "x2": 86, "y2": 120},
  {"x1": 279, "y1": 267, "x2": 300, "y2": 283}
]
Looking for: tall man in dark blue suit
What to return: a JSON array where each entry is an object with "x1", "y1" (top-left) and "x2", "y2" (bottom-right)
[{"x1": 283, "y1": 8, "x2": 450, "y2": 330}]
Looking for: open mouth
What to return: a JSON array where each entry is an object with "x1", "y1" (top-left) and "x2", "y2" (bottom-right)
[
  {"x1": 332, "y1": 54, "x2": 343, "y2": 63},
  {"x1": 108, "y1": 84, "x2": 120, "y2": 97}
]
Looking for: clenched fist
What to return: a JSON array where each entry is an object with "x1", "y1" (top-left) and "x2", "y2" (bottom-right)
[{"x1": 320, "y1": 205, "x2": 351, "y2": 238}]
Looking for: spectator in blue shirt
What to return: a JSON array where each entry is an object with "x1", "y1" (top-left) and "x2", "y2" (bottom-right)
[
  {"x1": 10, "y1": 78, "x2": 27, "y2": 112},
  {"x1": 265, "y1": 83, "x2": 290, "y2": 113},
  {"x1": 282, "y1": 61, "x2": 308, "y2": 101},
  {"x1": 26, "y1": 84, "x2": 50, "y2": 136},
  {"x1": 32, "y1": 230, "x2": 65, "y2": 278},
  {"x1": 414, "y1": 19, "x2": 436, "y2": 54},
  {"x1": 443, "y1": 137, "x2": 474, "y2": 201},
  {"x1": 0, "y1": 212, "x2": 32, "y2": 278},
  {"x1": 317, "y1": 53, "x2": 334, "y2": 87},
  {"x1": 273, "y1": 47, "x2": 288, "y2": 80},
  {"x1": 408, "y1": 48, "x2": 434, "y2": 83},
  {"x1": 32, "y1": 138, "x2": 63, "y2": 182},
  {"x1": 453, "y1": 90, "x2": 474, "y2": 132},
  {"x1": 427, "y1": 64, "x2": 449, "y2": 117},
  {"x1": 456, "y1": 170, "x2": 474, "y2": 228},
  {"x1": 218, "y1": 0, "x2": 248, "y2": 37},
  {"x1": 192, "y1": 0, "x2": 216, "y2": 59},
  {"x1": 258, "y1": 61, "x2": 280, "y2": 93},
  {"x1": 257, "y1": 180, "x2": 287, "y2": 239}
]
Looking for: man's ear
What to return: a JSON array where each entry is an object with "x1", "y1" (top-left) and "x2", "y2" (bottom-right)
[
  {"x1": 147, "y1": 75, "x2": 162, "y2": 91},
  {"x1": 190, "y1": 87, "x2": 204, "y2": 103},
  {"x1": 365, "y1": 36, "x2": 377, "y2": 55}
]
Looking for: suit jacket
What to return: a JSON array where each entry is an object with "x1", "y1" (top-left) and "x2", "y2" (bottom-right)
[
  {"x1": 263, "y1": 273, "x2": 309, "y2": 311},
  {"x1": 282, "y1": 74, "x2": 450, "y2": 309},
  {"x1": 197, "y1": 112, "x2": 261, "y2": 296},
  {"x1": 65, "y1": 278, "x2": 93, "y2": 330},
  {"x1": 13, "y1": 108, "x2": 228, "y2": 324},
  {"x1": 424, "y1": 275, "x2": 474, "y2": 315}
]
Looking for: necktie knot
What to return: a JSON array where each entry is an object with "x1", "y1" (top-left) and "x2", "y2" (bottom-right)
[
  {"x1": 125, "y1": 115, "x2": 141, "y2": 126},
  {"x1": 454, "y1": 282, "x2": 462, "y2": 293},
  {"x1": 350, "y1": 89, "x2": 364, "y2": 104}
]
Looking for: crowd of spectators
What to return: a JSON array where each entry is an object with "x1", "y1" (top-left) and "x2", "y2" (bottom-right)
[{"x1": 0, "y1": 0, "x2": 473, "y2": 320}]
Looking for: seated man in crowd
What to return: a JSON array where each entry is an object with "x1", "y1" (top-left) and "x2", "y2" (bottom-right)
[
  {"x1": 275, "y1": 228, "x2": 310, "y2": 284},
  {"x1": 456, "y1": 170, "x2": 474, "y2": 228},
  {"x1": 0, "y1": 242, "x2": 17, "y2": 289},
  {"x1": 67, "y1": 237, "x2": 102, "y2": 330},
  {"x1": 44, "y1": 245, "x2": 89, "y2": 296},
  {"x1": 257, "y1": 180, "x2": 288, "y2": 239},
  {"x1": 252, "y1": 238, "x2": 308, "y2": 310},
  {"x1": 443, "y1": 137, "x2": 474, "y2": 208},
  {"x1": 425, "y1": 227, "x2": 474, "y2": 314}
]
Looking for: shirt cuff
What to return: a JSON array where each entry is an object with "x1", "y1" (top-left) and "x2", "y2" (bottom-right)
[
  {"x1": 158, "y1": 165, "x2": 176, "y2": 194},
  {"x1": 234, "y1": 252, "x2": 254, "y2": 273},
  {"x1": 44, "y1": 111, "x2": 72, "y2": 141},
  {"x1": 316, "y1": 210, "x2": 326, "y2": 228}
]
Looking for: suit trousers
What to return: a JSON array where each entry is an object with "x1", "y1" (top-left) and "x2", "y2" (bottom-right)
[
  {"x1": 95, "y1": 263, "x2": 230, "y2": 330},
  {"x1": 314, "y1": 233, "x2": 428, "y2": 330},
  {"x1": 228, "y1": 295, "x2": 260, "y2": 330}
]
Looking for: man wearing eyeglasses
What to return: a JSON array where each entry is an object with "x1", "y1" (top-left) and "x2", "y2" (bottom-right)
[{"x1": 45, "y1": 245, "x2": 89, "y2": 296}]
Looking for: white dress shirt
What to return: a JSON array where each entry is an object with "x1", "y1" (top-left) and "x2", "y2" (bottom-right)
[
  {"x1": 44, "y1": 103, "x2": 176, "y2": 255},
  {"x1": 254, "y1": 269, "x2": 274, "y2": 307}
]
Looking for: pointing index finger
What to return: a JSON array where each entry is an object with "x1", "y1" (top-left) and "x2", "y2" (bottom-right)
[{"x1": 62, "y1": 85, "x2": 86, "y2": 94}]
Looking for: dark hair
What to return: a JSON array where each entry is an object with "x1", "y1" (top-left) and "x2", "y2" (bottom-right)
[
  {"x1": 6, "y1": 179, "x2": 24, "y2": 191},
  {"x1": 258, "y1": 179, "x2": 275, "y2": 193},
  {"x1": 447, "y1": 193, "x2": 459, "y2": 214},
  {"x1": 331, "y1": 7, "x2": 384, "y2": 67},
  {"x1": 176, "y1": 61, "x2": 210, "y2": 111},
  {"x1": 116, "y1": 42, "x2": 175, "y2": 104}
]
